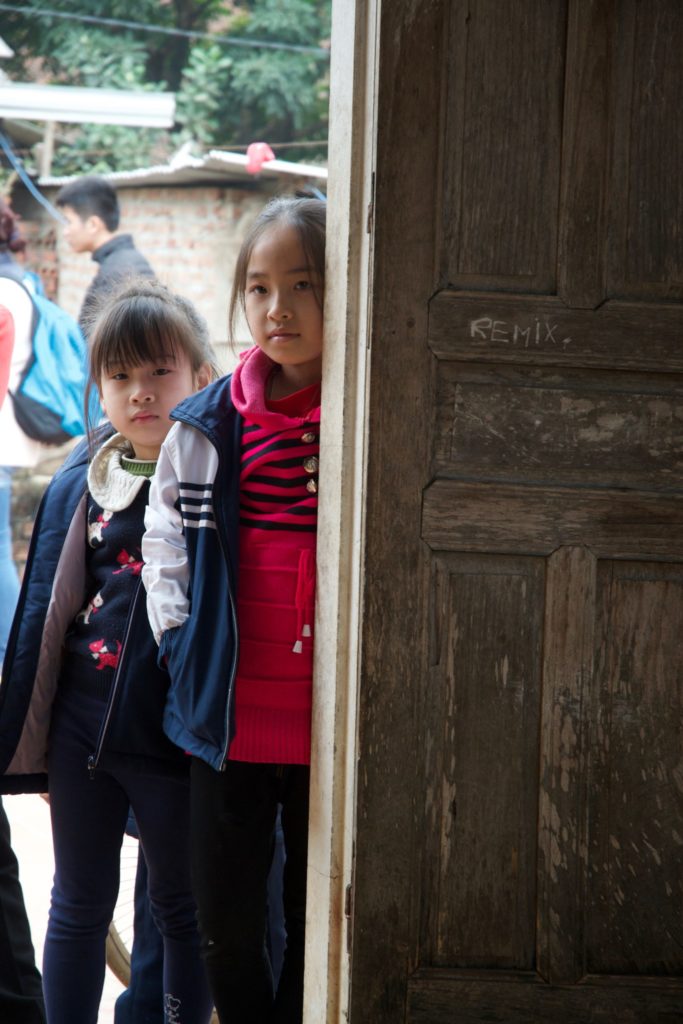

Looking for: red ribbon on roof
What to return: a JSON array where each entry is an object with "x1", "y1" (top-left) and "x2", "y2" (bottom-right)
[{"x1": 246, "y1": 142, "x2": 276, "y2": 174}]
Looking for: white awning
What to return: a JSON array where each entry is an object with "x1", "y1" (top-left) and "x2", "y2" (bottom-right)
[{"x1": 0, "y1": 82, "x2": 175, "y2": 128}]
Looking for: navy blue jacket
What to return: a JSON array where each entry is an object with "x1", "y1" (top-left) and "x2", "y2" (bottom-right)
[
  {"x1": 143, "y1": 376, "x2": 243, "y2": 772},
  {"x1": 0, "y1": 431, "x2": 187, "y2": 794}
]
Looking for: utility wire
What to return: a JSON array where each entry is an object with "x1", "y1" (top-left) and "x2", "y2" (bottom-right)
[
  {"x1": 0, "y1": 130, "x2": 66, "y2": 222},
  {"x1": 0, "y1": 3, "x2": 330, "y2": 58}
]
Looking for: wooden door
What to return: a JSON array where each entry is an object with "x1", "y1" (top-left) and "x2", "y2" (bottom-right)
[{"x1": 349, "y1": 2, "x2": 683, "y2": 1021}]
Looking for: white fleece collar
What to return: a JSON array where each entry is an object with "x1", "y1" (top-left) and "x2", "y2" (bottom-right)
[{"x1": 87, "y1": 433, "x2": 151, "y2": 511}]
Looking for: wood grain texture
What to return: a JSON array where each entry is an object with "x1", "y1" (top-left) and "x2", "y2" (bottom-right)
[
  {"x1": 440, "y1": 0, "x2": 566, "y2": 293},
  {"x1": 348, "y1": 1, "x2": 447, "y2": 1021},
  {"x1": 587, "y1": 562, "x2": 683, "y2": 975},
  {"x1": 406, "y1": 970, "x2": 683, "y2": 1022},
  {"x1": 537, "y1": 546, "x2": 596, "y2": 985},
  {"x1": 433, "y1": 362, "x2": 683, "y2": 491},
  {"x1": 608, "y1": 1, "x2": 683, "y2": 300},
  {"x1": 557, "y1": 0, "x2": 613, "y2": 308},
  {"x1": 425, "y1": 554, "x2": 543, "y2": 970}
]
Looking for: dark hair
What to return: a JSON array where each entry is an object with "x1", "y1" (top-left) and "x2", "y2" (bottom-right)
[
  {"x1": 56, "y1": 176, "x2": 120, "y2": 232},
  {"x1": 228, "y1": 194, "x2": 326, "y2": 348},
  {"x1": 86, "y1": 279, "x2": 219, "y2": 440},
  {"x1": 0, "y1": 198, "x2": 26, "y2": 253}
]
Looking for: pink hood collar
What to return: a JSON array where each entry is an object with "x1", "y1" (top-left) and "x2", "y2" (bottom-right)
[{"x1": 230, "y1": 345, "x2": 321, "y2": 428}]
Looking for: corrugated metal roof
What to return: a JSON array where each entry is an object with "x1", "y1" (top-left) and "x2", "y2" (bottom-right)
[{"x1": 41, "y1": 147, "x2": 328, "y2": 188}]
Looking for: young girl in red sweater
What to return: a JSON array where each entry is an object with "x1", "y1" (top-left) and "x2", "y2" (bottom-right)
[{"x1": 143, "y1": 195, "x2": 325, "y2": 1023}]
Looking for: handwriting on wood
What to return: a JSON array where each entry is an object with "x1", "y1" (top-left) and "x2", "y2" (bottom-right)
[{"x1": 469, "y1": 316, "x2": 572, "y2": 349}]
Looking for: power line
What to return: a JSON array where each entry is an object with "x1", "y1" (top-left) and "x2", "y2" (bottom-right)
[
  {"x1": 214, "y1": 139, "x2": 328, "y2": 151},
  {"x1": 0, "y1": 130, "x2": 65, "y2": 222},
  {"x1": 0, "y1": 3, "x2": 330, "y2": 58}
]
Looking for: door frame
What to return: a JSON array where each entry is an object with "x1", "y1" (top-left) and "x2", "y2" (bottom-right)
[{"x1": 303, "y1": 1, "x2": 379, "y2": 1021}]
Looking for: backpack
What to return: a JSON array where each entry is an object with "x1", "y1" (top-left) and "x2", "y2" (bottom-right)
[{"x1": 1, "y1": 271, "x2": 90, "y2": 445}]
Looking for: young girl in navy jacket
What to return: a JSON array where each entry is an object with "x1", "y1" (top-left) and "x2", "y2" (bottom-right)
[
  {"x1": 142, "y1": 195, "x2": 326, "y2": 1024},
  {"x1": 0, "y1": 281, "x2": 216, "y2": 1024}
]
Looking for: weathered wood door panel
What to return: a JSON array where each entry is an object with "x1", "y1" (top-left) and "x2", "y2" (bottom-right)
[{"x1": 350, "y1": 1, "x2": 683, "y2": 1021}]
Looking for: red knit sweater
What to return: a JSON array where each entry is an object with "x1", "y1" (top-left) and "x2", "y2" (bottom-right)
[{"x1": 228, "y1": 347, "x2": 320, "y2": 764}]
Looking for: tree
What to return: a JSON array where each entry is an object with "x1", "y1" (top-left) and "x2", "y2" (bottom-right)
[
  {"x1": 175, "y1": 0, "x2": 330, "y2": 157},
  {"x1": 2, "y1": 0, "x2": 330, "y2": 175},
  {"x1": 3, "y1": 1, "x2": 230, "y2": 92}
]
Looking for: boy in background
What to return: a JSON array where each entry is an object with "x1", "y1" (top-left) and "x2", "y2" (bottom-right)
[{"x1": 56, "y1": 175, "x2": 154, "y2": 337}]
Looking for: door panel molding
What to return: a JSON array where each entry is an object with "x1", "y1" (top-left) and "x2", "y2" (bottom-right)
[
  {"x1": 429, "y1": 293, "x2": 683, "y2": 371},
  {"x1": 537, "y1": 546, "x2": 596, "y2": 985},
  {"x1": 441, "y1": 0, "x2": 566, "y2": 293},
  {"x1": 422, "y1": 480, "x2": 683, "y2": 559},
  {"x1": 406, "y1": 970, "x2": 683, "y2": 1022},
  {"x1": 433, "y1": 362, "x2": 683, "y2": 492}
]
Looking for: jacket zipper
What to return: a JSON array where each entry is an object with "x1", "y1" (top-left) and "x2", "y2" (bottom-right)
[
  {"x1": 88, "y1": 579, "x2": 143, "y2": 778},
  {"x1": 220, "y1": 584, "x2": 239, "y2": 772},
  {"x1": 212, "y1": 449, "x2": 239, "y2": 771}
]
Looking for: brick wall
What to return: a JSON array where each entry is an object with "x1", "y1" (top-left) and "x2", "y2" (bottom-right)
[
  {"x1": 52, "y1": 185, "x2": 276, "y2": 369},
  {"x1": 12, "y1": 178, "x2": 299, "y2": 370},
  {"x1": 14, "y1": 216, "x2": 60, "y2": 301}
]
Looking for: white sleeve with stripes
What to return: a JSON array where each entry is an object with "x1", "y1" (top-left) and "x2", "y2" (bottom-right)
[{"x1": 142, "y1": 423, "x2": 190, "y2": 645}]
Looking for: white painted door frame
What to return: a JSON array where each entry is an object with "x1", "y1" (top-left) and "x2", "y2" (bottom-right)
[{"x1": 303, "y1": 1, "x2": 379, "y2": 1021}]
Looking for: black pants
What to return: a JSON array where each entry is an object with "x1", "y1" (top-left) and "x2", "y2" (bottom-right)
[
  {"x1": 190, "y1": 760, "x2": 310, "y2": 1024},
  {"x1": 44, "y1": 687, "x2": 212, "y2": 1024},
  {"x1": 0, "y1": 798, "x2": 45, "y2": 1024},
  {"x1": 114, "y1": 840, "x2": 164, "y2": 1024}
]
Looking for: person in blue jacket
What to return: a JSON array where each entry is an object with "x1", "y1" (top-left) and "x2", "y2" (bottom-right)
[
  {"x1": 0, "y1": 296, "x2": 45, "y2": 1024},
  {"x1": 0, "y1": 280, "x2": 216, "y2": 1024}
]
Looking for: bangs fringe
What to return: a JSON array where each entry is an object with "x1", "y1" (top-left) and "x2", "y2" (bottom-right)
[
  {"x1": 91, "y1": 304, "x2": 184, "y2": 380},
  {"x1": 101, "y1": 329, "x2": 180, "y2": 372}
]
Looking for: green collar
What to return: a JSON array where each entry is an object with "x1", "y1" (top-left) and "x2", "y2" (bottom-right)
[{"x1": 121, "y1": 455, "x2": 157, "y2": 478}]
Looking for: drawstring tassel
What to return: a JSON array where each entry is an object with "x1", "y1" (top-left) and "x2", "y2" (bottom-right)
[
  {"x1": 293, "y1": 549, "x2": 316, "y2": 653},
  {"x1": 292, "y1": 623, "x2": 312, "y2": 654}
]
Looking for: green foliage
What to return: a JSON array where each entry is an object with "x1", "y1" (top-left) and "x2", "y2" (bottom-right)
[
  {"x1": 177, "y1": 0, "x2": 330, "y2": 154},
  {"x1": 174, "y1": 45, "x2": 234, "y2": 146},
  {"x1": 245, "y1": 0, "x2": 325, "y2": 46},
  {"x1": 28, "y1": 28, "x2": 166, "y2": 175},
  {"x1": 4, "y1": 0, "x2": 167, "y2": 79},
  {"x1": 51, "y1": 124, "x2": 167, "y2": 177},
  {"x1": 1, "y1": 0, "x2": 330, "y2": 174}
]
